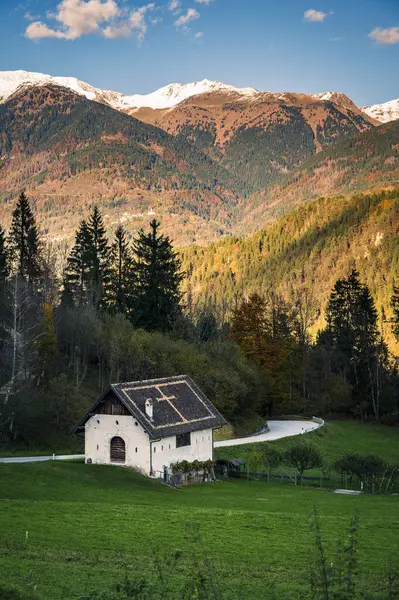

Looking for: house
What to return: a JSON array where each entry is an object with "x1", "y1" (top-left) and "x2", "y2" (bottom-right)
[{"x1": 72, "y1": 375, "x2": 227, "y2": 477}]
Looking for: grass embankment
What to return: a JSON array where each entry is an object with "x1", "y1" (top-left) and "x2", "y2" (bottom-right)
[
  {"x1": 0, "y1": 457, "x2": 398, "y2": 598},
  {"x1": 215, "y1": 420, "x2": 399, "y2": 471}
]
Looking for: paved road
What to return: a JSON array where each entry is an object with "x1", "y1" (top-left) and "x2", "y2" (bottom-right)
[
  {"x1": 214, "y1": 419, "x2": 322, "y2": 448},
  {"x1": 0, "y1": 454, "x2": 84, "y2": 464},
  {"x1": 0, "y1": 420, "x2": 323, "y2": 462}
]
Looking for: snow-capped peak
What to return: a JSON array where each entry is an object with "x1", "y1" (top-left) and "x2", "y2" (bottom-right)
[
  {"x1": 0, "y1": 70, "x2": 100, "y2": 102},
  {"x1": 114, "y1": 79, "x2": 259, "y2": 110},
  {"x1": 0, "y1": 71, "x2": 259, "y2": 111},
  {"x1": 362, "y1": 99, "x2": 399, "y2": 124}
]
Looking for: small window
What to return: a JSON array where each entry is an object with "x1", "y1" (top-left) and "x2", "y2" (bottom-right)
[
  {"x1": 135, "y1": 447, "x2": 138, "y2": 453},
  {"x1": 135, "y1": 421, "x2": 138, "y2": 426},
  {"x1": 154, "y1": 447, "x2": 156, "y2": 453},
  {"x1": 97, "y1": 419, "x2": 100, "y2": 424},
  {"x1": 161, "y1": 445, "x2": 163, "y2": 451},
  {"x1": 176, "y1": 432, "x2": 191, "y2": 448},
  {"x1": 169, "y1": 444, "x2": 171, "y2": 450},
  {"x1": 96, "y1": 444, "x2": 99, "y2": 450},
  {"x1": 115, "y1": 420, "x2": 119, "y2": 425}
]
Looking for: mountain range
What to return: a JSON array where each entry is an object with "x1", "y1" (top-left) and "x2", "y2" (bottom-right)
[
  {"x1": 1, "y1": 70, "x2": 398, "y2": 124},
  {"x1": 0, "y1": 70, "x2": 398, "y2": 247}
]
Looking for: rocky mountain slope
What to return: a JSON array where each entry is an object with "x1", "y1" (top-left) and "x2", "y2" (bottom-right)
[
  {"x1": 0, "y1": 84, "x2": 245, "y2": 245},
  {"x1": 1, "y1": 70, "x2": 398, "y2": 247},
  {"x1": 133, "y1": 88, "x2": 375, "y2": 192}
]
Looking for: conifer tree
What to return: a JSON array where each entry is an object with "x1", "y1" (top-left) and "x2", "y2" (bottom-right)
[
  {"x1": 62, "y1": 220, "x2": 91, "y2": 308},
  {"x1": 0, "y1": 225, "x2": 8, "y2": 280},
  {"x1": 131, "y1": 219, "x2": 183, "y2": 331},
  {"x1": 86, "y1": 206, "x2": 111, "y2": 309},
  {"x1": 8, "y1": 192, "x2": 41, "y2": 283},
  {"x1": 109, "y1": 225, "x2": 135, "y2": 316},
  {"x1": 63, "y1": 207, "x2": 111, "y2": 309},
  {"x1": 325, "y1": 269, "x2": 381, "y2": 418}
]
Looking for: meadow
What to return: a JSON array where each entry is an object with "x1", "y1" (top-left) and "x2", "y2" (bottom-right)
[{"x1": 0, "y1": 421, "x2": 398, "y2": 600}]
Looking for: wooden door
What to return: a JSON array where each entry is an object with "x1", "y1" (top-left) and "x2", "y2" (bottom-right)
[{"x1": 110, "y1": 436, "x2": 126, "y2": 463}]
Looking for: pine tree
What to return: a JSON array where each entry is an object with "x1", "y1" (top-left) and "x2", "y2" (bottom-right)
[
  {"x1": 325, "y1": 269, "x2": 381, "y2": 418},
  {"x1": 62, "y1": 220, "x2": 92, "y2": 308},
  {"x1": 86, "y1": 206, "x2": 111, "y2": 309},
  {"x1": 132, "y1": 219, "x2": 183, "y2": 331},
  {"x1": 109, "y1": 225, "x2": 135, "y2": 316},
  {"x1": 63, "y1": 207, "x2": 111, "y2": 310},
  {"x1": 8, "y1": 192, "x2": 41, "y2": 283},
  {"x1": 0, "y1": 225, "x2": 8, "y2": 279}
]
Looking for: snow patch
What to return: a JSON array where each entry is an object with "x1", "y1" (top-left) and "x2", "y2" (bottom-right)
[{"x1": 362, "y1": 99, "x2": 399, "y2": 124}]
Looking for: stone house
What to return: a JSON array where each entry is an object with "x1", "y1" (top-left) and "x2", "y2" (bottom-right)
[{"x1": 73, "y1": 375, "x2": 227, "y2": 477}]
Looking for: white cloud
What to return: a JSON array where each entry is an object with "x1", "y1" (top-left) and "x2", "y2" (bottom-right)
[
  {"x1": 304, "y1": 9, "x2": 330, "y2": 22},
  {"x1": 25, "y1": 0, "x2": 155, "y2": 42},
  {"x1": 168, "y1": 0, "x2": 181, "y2": 12},
  {"x1": 369, "y1": 26, "x2": 399, "y2": 45},
  {"x1": 329, "y1": 36, "x2": 340, "y2": 42},
  {"x1": 195, "y1": 0, "x2": 212, "y2": 4},
  {"x1": 194, "y1": 31, "x2": 203, "y2": 38},
  {"x1": 175, "y1": 7, "x2": 199, "y2": 27}
]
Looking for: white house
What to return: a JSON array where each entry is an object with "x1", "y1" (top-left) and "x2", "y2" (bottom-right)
[{"x1": 73, "y1": 375, "x2": 227, "y2": 477}]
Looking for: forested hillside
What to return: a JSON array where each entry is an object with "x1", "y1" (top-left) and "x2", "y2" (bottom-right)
[
  {"x1": 0, "y1": 85, "x2": 245, "y2": 246},
  {"x1": 134, "y1": 90, "x2": 374, "y2": 193},
  {"x1": 181, "y1": 189, "x2": 399, "y2": 349},
  {"x1": 243, "y1": 119, "x2": 399, "y2": 230}
]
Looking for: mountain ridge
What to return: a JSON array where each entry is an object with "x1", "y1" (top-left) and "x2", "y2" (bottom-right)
[{"x1": 1, "y1": 69, "x2": 397, "y2": 123}]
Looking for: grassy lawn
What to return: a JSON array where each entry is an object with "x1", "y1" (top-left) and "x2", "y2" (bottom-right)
[
  {"x1": 0, "y1": 459, "x2": 398, "y2": 600},
  {"x1": 215, "y1": 420, "x2": 399, "y2": 480}
]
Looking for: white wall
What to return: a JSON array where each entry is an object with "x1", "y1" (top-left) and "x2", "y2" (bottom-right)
[
  {"x1": 151, "y1": 428, "x2": 214, "y2": 475},
  {"x1": 85, "y1": 416, "x2": 214, "y2": 476},
  {"x1": 85, "y1": 414, "x2": 150, "y2": 474}
]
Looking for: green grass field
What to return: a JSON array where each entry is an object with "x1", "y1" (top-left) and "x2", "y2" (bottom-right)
[
  {"x1": 0, "y1": 421, "x2": 398, "y2": 599},
  {"x1": 215, "y1": 420, "x2": 399, "y2": 482}
]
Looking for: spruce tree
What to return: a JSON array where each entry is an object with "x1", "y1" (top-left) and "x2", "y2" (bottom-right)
[
  {"x1": 109, "y1": 225, "x2": 135, "y2": 316},
  {"x1": 132, "y1": 219, "x2": 183, "y2": 331},
  {"x1": 325, "y1": 269, "x2": 380, "y2": 417},
  {"x1": 62, "y1": 220, "x2": 91, "y2": 308},
  {"x1": 8, "y1": 192, "x2": 40, "y2": 283},
  {"x1": 63, "y1": 207, "x2": 111, "y2": 309},
  {"x1": 86, "y1": 206, "x2": 111, "y2": 309},
  {"x1": 0, "y1": 225, "x2": 8, "y2": 279}
]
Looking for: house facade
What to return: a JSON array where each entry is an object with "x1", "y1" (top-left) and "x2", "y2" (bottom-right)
[{"x1": 73, "y1": 375, "x2": 227, "y2": 477}]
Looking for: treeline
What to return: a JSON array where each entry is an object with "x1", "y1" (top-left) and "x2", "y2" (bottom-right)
[
  {"x1": 0, "y1": 193, "x2": 262, "y2": 446},
  {"x1": 229, "y1": 270, "x2": 399, "y2": 421}
]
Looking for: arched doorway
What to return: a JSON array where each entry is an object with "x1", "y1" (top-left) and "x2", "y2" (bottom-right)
[{"x1": 110, "y1": 436, "x2": 126, "y2": 463}]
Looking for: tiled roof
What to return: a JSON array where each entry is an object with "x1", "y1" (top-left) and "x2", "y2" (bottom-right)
[{"x1": 73, "y1": 375, "x2": 227, "y2": 439}]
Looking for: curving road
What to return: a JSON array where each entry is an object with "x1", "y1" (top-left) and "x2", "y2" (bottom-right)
[
  {"x1": 0, "y1": 420, "x2": 323, "y2": 462},
  {"x1": 214, "y1": 419, "x2": 323, "y2": 448}
]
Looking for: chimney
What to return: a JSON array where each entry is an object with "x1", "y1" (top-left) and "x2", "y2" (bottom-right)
[{"x1": 145, "y1": 399, "x2": 154, "y2": 420}]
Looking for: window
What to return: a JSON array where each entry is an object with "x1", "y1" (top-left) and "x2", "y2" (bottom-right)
[
  {"x1": 176, "y1": 432, "x2": 191, "y2": 448},
  {"x1": 154, "y1": 447, "x2": 156, "y2": 453},
  {"x1": 135, "y1": 421, "x2": 138, "y2": 426},
  {"x1": 161, "y1": 445, "x2": 164, "y2": 451},
  {"x1": 115, "y1": 420, "x2": 119, "y2": 425},
  {"x1": 135, "y1": 447, "x2": 138, "y2": 453}
]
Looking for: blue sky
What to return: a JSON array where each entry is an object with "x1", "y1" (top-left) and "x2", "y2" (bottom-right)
[{"x1": 0, "y1": 0, "x2": 398, "y2": 106}]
